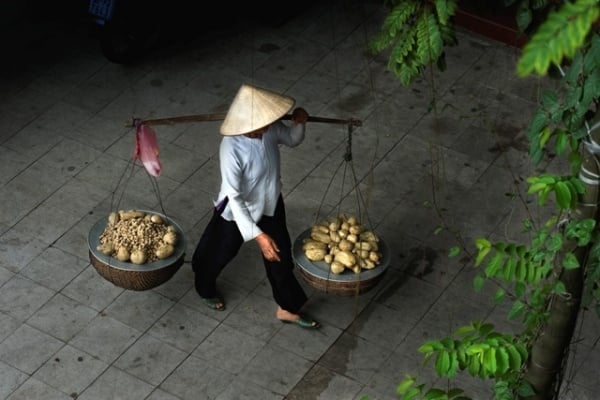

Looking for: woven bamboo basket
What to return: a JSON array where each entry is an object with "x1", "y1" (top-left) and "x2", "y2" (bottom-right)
[
  {"x1": 293, "y1": 228, "x2": 390, "y2": 296},
  {"x1": 88, "y1": 210, "x2": 186, "y2": 291}
]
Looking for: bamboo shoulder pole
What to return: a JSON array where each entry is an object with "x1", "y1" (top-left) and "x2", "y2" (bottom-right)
[{"x1": 126, "y1": 113, "x2": 362, "y2": 128}]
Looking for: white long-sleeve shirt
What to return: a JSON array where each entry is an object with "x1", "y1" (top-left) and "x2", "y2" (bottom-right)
[{"x1": 215, "y1": 120, "x2": 305, "y2": 241}]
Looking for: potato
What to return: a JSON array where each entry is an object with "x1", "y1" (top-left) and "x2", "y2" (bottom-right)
[
  {"x1": 357, "y1": 249, "x2": 370, "y2": 259},
  {"x1": 130, "y1": 249, "x2": 147, "y2": 264},
  {"x1": 355, "y1": 241, "x2": 372, "y2": 251},
  {"x1": 116, "y1": 247, "x2": 130, "y2": 261},
  {"x1": 349, "y1": 224, "x2": 363, "y2": 235},
  {"x1": 334, "y1": 250, "x2": 356, "y2": 267},
  {"x1": 329, "y1": 230, "x2": 341, "y2": 243},
  {"x1": 338, "y1": 239, "x2": 354, "y2": 252},
  {"x1": 163, "y1": 231, "x2": 177, "y2": 245},
  {"x1": 313, "y1": 224, "x2": 329, "y2": 234},
  {"x1": 150, "y1": 214, "x2": 164, "y2": 224},
  {"x1": 310, "y1": 230, "x2": 331, "y2": 244},
  {"x1": 330, "y1": 261, "x2": 345, "y2": 274},
  {"x1": 97, "y1": 241, "x2": 114, "y2": 255},
  {"x1": 349, "y1": 264, "x2": 361, "y2": 274},
  {"x1": 362, "y1": 258, "x2": 376, "y2": 269},
  {"x1": 369, "y1": 251, "x2": 381, "y2": 263},
  {"x1": 360, "y1": 231, "x2": 379, "y2": 242},
  {"x1": 156, "y1": 244, "x2": 174, "y2": 259},
  {"x1": 305, "y1": 248, "x2": 326, "y2": 261},
  {"x1": 119, "y1": 210, "x2": 145, "y2": 220},
  {"x1": 329, "y1": 221, "x2": 340, "y2": 232},
  {"x1": 303, "y1": 240, "x2": 327, "y2": 251},
  {"x1": 108, "y1": 212, "x2": 120, "y2": 225},
  {"x1": 346, "y1": 233, "x2": 358, "y2": 243},
  {"x1": 324, "y1": 254, "x2": 333, "y2": 264}
]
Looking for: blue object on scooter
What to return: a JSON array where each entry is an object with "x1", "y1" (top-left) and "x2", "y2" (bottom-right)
[{"x1": 88, "y1": 0, "x2": 115, "y2": 25}]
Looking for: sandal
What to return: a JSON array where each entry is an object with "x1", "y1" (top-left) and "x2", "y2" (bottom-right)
[
  {"x1": 201, "y1": 296, "x2": 226, "y2": 311},
  {"x1": 280, "y1": 314, "x2": 320, "y2": 329}
]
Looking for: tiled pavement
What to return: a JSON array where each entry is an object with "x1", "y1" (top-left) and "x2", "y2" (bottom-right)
[{"x1": 1, "y1": 1, "x2": 599, "y2": 399}]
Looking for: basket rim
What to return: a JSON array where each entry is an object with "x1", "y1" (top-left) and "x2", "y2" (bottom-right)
[{"x1": 88, "y1": 209, "x2": 186, "y2": 272}]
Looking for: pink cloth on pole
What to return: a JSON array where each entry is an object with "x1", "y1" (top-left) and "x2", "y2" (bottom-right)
[{"x1": 133, "y1": 123, "x2": 162, "y2": 177}]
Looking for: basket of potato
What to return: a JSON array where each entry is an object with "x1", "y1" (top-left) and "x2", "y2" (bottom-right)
[
  {"x1": 87, "y1": 209, "x2": 186, "y2": 291},
  {"x1": 293, "y1": 213, "x2": 389, "y2": 296}
]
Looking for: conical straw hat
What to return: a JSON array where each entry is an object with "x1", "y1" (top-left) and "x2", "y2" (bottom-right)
[{"x1": 220, "y1": 84, "x2": 295, "y2": 135}]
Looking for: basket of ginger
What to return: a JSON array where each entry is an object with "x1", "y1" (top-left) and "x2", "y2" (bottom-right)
[
  {"x1": 88, "y1": 209, "x2": 186, "y2": 291},
  {"x1": 293, "y1": 213, "x2": 389, "y2": 296}
]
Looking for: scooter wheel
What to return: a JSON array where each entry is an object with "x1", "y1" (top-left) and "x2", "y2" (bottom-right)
[{"x1": 99, "y1": 21, "x2": 147, "y2": 64}]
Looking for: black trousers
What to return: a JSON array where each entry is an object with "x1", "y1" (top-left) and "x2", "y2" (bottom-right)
[{"x1": 191, "y1": 195, "x2": 307, "y2": 314}]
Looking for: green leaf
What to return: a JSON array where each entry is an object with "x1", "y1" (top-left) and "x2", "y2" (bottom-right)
[
  {"x1": 465, "y1": 343, "x2": 490, "y2": 355},
  {"x1": 448, "y1": 246, "x2": 460, "y2": 258},
  {"x1": 553, "y1": 281, "x2": 567, "y2": 294},
  {"x1": 397, "y1": 377, "x2": 416, "y2": 395},
  {"x1": 473, "y1": 275, "x2": 485, "y2": 291},
  {"x1": 508, "y1": 300, "x2": 526, "y2": 320},
  {"x1": 562, "y1": 252, "x2": 580, "y2": 269},
  {"x1": 555, "y1": 130, "x2": 568, "y2": 154},
  {"x1": 497, "y1": 347, "x2": 510, "y2": 374},
  {"x1": 554, "y1": 181, "x2": 572, "y2": 209},
  {"x1": 424, "y1": 388, "x2": 447, "y2": 399},
  {"x1": 483, "y1": 347, "x2": 497, "y2": 374},
  {"x1": 528, "y1": 181, "x2": 547, "y2": 194},
  {"x1": 402, "y1": 387, "x2": 421, "y2": 400},
  {"x1": 485, "y1": 252, "x2": 504, "y2": 278},
  {"x1": 494, "y1": 288, "x2": 506, "y2": 304},
  {"x1": 506, "y1": 345, "x2": 523, "y2": 370},
  {"x1": 435, "y1": 351, "x2": 451, "y2": 375}
]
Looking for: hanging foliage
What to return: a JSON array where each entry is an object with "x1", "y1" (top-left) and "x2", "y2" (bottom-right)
[{"x1": 369, "y1": 0, "x2": 458, "y2": 85}]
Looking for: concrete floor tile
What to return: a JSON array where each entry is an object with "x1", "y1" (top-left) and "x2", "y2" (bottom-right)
[
  {"x1": 223, "y1": 292, "x2": 284, "y2": 341},
  {"x1": 193, "y1": 323, "x2": 266, "y2": 374},
  {"x1": 374, "y1": 271, "x2": 444, "y2": 318},
  {"x1": 0, "y1": 311, "x2": 20, "y2": 343},
  {"x1": 318, "y1": 331, "x2": 391, "y2": 384},
  {"x1": 0, "y1": 324, "x2": 63, "y2": 374},
  {"x1": 60, "y1": 265, "x2": 124, "y2": 311},
  {"x1": 214, "y1": 379, "x2": 284, "y2": 400},
  {"x1": 0, "y1": 228, "x2": 48, "y2": 273},
  {"x1": 5, "y1": 377, "x2": 72, "y2": 400},
  {"x1": 348, "y1": 302, "x2": 417, "y2": 350},
  {"x1": 20, "y1": 247, "x2": 88, "y2": 292},
  {"x1": 0, "y1": 360, "x2": 29, "y2": 399},
  {"x1": 33, "y1": 344, "x2": 108, "y2": 397},
  {"x1": 0, "y1": 265, "x2": 15, "y2": 287},
  {"x1": 104, "y1": 290, "x2": 175, "y2": 332},
  {"x1": 150, "y1": 264, "x2": 195, "y2": 302},
  {"x1": 12, "y1": 203, "x2": 82, "y2": 245},
  {"x1": 77, "y1": 366, "x2": 154, "y2": 400},
  {"x1": 160, "y1": 355, "x2": 235, "y2": 400},
  {"x1": 0, "y1": 275, "x2": 55, "y2": 321},
  {"x1": 271, "y1": 315, "x2": 342, "y2": 364},
  {"x1": 286, "y1": 364, "x2": 363, "y2": 400},
  {"x1": 238, "y1": 344, "x2": 314, "y2": 394},
  {"x1": 27, "y1": 293, "x2": 97, "y2": 342},
  {"x1": 114, "y1": 334, "x2": 188, "y2": 386},
  {"x1": 145, "y1": 388, "x2": 182, "y2": 400},
  {"x1": 69, "y1": 315, "x2": 140, "y2": 364},
  {"x1": 148, "y1": 302, "x2": 219, "y2": 353}
]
